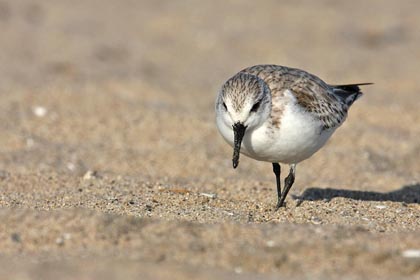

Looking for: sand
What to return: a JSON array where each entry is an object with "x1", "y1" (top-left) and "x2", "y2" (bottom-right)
[{"x1": 0, "y1": 0, "x2": 419, "y2": 279}]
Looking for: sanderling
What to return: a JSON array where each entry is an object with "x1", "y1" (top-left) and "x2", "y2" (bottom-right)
[{"x1": 215, "y1": 65, "x2": 371, "y2": 210}]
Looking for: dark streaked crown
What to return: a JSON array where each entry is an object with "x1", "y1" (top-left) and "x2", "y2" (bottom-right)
[{"x1": 221, "y1": 73, "x2": 267, "y2": 112}]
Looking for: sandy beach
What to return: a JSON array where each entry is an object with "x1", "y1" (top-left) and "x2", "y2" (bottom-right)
[{"x1": 0, "y1": 0, "x2": 419, "y2": 279}]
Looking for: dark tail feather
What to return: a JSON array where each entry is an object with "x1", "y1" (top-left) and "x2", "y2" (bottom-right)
[
  {"x1": 331, "y1": 83, "x2": 373, "y2": 106},
  {"x1": 333, "y1": 82, "x2": 373, "y2": 92}
]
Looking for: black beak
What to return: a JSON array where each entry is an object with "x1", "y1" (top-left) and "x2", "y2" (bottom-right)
[{"x1": 232, "y1": 122, "x2": 246, "y2": 169}]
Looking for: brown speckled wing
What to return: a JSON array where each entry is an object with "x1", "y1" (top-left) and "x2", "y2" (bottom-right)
[
  {"x1": 290, "y1": 76, "x2": 347, "y2": 130},
  {"x1": 241, "y1": 65, "x2": 348, "y2": 130}
]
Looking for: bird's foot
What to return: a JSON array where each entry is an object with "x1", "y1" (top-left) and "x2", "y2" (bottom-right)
[{"x1": 274, "y1": 199, "x2": 286, "y2": 211}]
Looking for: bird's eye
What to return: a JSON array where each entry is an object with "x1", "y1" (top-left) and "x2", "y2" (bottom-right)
[
  {"x1": 222, "y1": 102, "x2": 227, "y2": 110},
  {"x1": 250, "y1": 101, "x2": 261, "y2": 112}
]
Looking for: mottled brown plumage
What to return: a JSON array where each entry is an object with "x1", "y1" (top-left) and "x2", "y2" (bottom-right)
[{"x1": 240, "y1": 65, "x2": 365, "y2": 130}]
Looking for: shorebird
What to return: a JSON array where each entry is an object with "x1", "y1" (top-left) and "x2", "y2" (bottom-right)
[{"x1": 215, "y1": 65, "x2": 371, "y2": 210}]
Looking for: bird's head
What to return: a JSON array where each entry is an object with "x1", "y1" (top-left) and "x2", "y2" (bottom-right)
[{"x1": 215, "y1": 73, "x2": 271, "y2": 168}]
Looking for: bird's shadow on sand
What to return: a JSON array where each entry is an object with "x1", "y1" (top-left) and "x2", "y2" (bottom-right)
[{"x1": 293, "y1": 183, "x2": 420, "y2": 204}]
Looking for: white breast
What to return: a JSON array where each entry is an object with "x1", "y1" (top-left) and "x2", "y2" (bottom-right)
[
  {"x1": 251, "y1": 103, "x2": 335, "y2": 163},
  {"x1": 217, "y1": 89, "x2": 335, "y2": 164},
  {"x1": 217, "y1": 99, "x2": 337, "y2": 165}
]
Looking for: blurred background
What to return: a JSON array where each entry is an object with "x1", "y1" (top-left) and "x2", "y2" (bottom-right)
[
  {"x1": 0, "y1": 0, "x2": 419, "y2": 279},
  {"x1": 0, "y1": 0, "x2": 419, "y2": 182}
]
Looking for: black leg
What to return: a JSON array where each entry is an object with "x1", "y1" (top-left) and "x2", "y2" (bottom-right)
[
  {"x1": 277, "y1": 164, "x2": 296, "y2": 208},
  {"x1": 272, "y1": 163, "x2": 282, "y2": 210}
]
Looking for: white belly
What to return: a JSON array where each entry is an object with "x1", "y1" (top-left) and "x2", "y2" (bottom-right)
[{"x1": 217, "y1": 103, "x2": 337, "y2": 164}]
